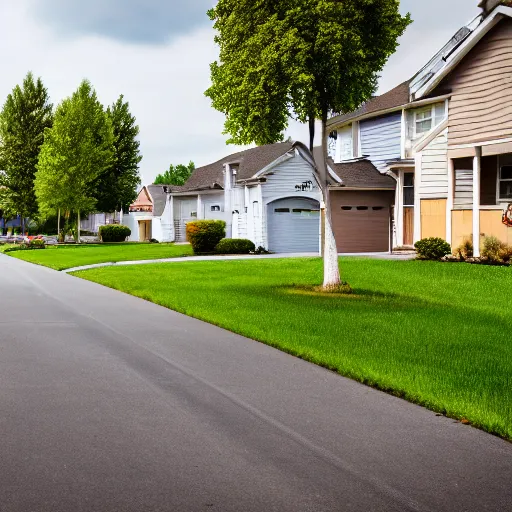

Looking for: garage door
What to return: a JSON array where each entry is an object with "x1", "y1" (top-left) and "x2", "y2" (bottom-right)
[
  {"x1": 331, "y1": 191, "x2": 393, "y2": 253},
  {"x1": 267, "y1": 198, "x2": 320, "y2": 253}
]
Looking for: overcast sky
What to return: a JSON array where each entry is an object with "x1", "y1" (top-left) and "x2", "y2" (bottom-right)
[{"x1": 0, "y1": 0, "x2": 481, "y2": 184}]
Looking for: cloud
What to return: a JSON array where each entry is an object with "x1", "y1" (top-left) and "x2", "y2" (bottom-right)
[{"x1": 29, "y1": 0, "x2": 215, "y2": 44}]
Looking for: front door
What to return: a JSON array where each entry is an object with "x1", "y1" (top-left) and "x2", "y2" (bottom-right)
[
  {"x1": 403, "y1": 173, "x2": 414, "y2": 246},
  {"x1": 138, "y1": 220, "x2": 151, "y2": 241}
]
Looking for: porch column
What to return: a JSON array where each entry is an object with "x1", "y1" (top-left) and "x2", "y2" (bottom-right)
[
  {"x1": 413, "y1": 153, "x2": 422, "y2": 243},
  {"x1": 473, "y1": 147, "x2": 482, "y2": 257},
  {"x1": 197, "y1": 194, "x2": 203, "y2": 220},
  {"x1": 446, "y1": 159, "x2": 454, "y2": 247},
  {"x1": 169, "y1": 196, "x2": 175, "y2": 241},
  {"x1": 396, "y1": 170, "x2": 403, "y2": 246}
]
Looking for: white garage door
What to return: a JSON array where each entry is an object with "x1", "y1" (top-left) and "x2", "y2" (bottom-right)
[{"x1": 267, "y1": 198, "x2": 320, "y2": 253}]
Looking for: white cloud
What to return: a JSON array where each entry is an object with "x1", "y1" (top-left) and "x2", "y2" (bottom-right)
[{"x1": 0, "y1": 0, "x2": 483, "y2": 185}]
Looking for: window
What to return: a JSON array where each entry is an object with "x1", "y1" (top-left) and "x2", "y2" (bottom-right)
[
  {"x1": 356, "y1": 206, "x2": 368, "y2": 211},
  {"x1": 415, "y1": 108, "x2": 433, "y2": 136},
  {"x1": 210, "y1": 205, "x2": 221, "y2": 212},
  {"x1": 190, "y1": 211, "x2": 197, "y2": 218},
  {"x1": 341, "y1": 206, "x2": 353, "y2": 211},
  {"x1": 499, "y1": 165, "x2": 512, "y2": 200},
  {"x1": 274, "y1": 208, "x2": 290, "y2": 213},
  {"x1": 403, "y1": 173, "x2": 414, "y2": 207}
]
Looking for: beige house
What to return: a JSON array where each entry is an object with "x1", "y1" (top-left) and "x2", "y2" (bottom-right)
[{"x1": 327, "y1": 1, "x2": 512, "y2": 255}]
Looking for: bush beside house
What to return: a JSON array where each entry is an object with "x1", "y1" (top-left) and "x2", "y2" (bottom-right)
[
  {"x1": 99, "y1": 225, "x2": 131, "y2": 242},
  {"x1": 414, "y1": 238, "x2": 452, "y2": 260},
  {"x1": 215, "y1": 238, "x2": 255, "y2": 254},
  {"x1": 186, "y1": 220, "x2": 226, "y2": 254}
]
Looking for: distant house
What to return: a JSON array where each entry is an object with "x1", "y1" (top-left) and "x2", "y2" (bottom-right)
[{"x1": 327, "y1": 2, "x2": 512, "y2": 254}]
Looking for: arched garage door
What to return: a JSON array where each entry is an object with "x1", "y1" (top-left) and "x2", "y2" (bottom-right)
[
  {"x1": 331, "y1": 190, "x2": 394, "y2": 253},
  {"x1": 267, "y1": 197, "x2": 320, "y2": 253}
]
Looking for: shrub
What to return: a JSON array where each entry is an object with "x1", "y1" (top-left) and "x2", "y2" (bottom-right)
[
  {"x1": 215, "y1": 238, "x2": 255, "y2": 254},
  {"x1": 414, "y1": 237, "x2": 451, "y2": 260},
  {"x1": 455, "y1": 237, "x2": 473, "y2": 260},
  {"x1": 481, "y1": 236, "x2": 507, "y2": 262},
  {"x1": 186, "y1": 220, "x2": 226, "y2": 254},
  {"x1": 29, "y1": 239, "x2": 46, "y2": 249},
  {"x1": 99, "y1": 225, "x2": 131, "y2": 243}
]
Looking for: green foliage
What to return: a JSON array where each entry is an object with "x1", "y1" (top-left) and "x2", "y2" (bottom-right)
[
  {"x1": 415, "y1": 238, "x2": 452, "y2": 261},
  {"x1": 35, "y1": 80, "x2": 114, "y2": 222},
  {"x1": 481, "y1": 236, "x2": 508, "y2": 262},
  {"x1": 186, "y1": 220, "x2": 226, "y2": 254},
  {"x1": 205, "y1": 0, "x2": 411, "y2": 146},
  {"x1": 4, "y1": 239, "x2": 45, "y2": 252},
  {"x1": 215, "y1": 238, "x2": 255, "y2": 254},
  {"x1": 0, "y1": 72, "x2": 53, "y2": 222},
  {"x1": 154, "y1": 161, "x2": 195, "y2": 186},
  {"x1": 98, "y1": 224, "x2": 131, "y2": 242},
  {"x1": 94, "y1": 95, "x2": 142, "y2": 213}
]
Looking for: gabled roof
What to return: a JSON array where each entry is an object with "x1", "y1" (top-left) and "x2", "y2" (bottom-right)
[
  {"x1": 175, "y1": 142, "x2": 295, "y2": 193},
  {"x1": 146, "y1": 185, "x2": 169, "y2": 216},
  {"x1": 328, "y1": 81, "x2": 411, "y2": 128},
  {"x1": 327, "y1": 158, "x2": 396, "y2": 190}
]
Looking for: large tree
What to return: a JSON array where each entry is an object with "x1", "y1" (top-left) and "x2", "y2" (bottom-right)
[
  {"x1": 206, "y1": 0, "x2": 410, "y2": 288},
  {"x1": 94, "y1": 95, "x2": 142, "y2": 214},
  {"x1": 0, "y1": 72, "x2": 53, "y2": 234},
  {"x1": 154, "y1": 161, "x2": 195, "y2": 186},
  {"x1": 35, "y1": 80, "x2": 114, "y2": 241}
]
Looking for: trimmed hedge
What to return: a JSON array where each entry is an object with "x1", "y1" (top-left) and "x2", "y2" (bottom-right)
[
  {"x1": 215, "y1": 238, "x2": 255, "y2": 255},
  {"x1": 414, "y1": 237, "x2": 451, "y2": 261},
  {"x1": 186, "y1": 220, "x2": 226, "y2": 254},
  {"x1": 99, "y1": 225, "x2": 131, "y2": 242}
]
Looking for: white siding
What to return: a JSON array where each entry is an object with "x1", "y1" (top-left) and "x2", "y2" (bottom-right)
[
  {"x1": 336, "y1": 125, "x2": 353, "y2": 162},
  {"x1": 360, "y1": 114, "x2": 402, "y2": 170},
  {"x1": 419, "y1": 129, "x2": 449, "y2": 198},
  {"x1": 454, "y1": 170, "x2": 474, "y2": 208},
  {"x1": 262, "y1": 152, "x2": 320, "y2": 204}
]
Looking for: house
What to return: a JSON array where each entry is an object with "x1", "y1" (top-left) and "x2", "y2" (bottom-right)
[
  {"x1": 124, "y1": 142, "x2": 324, "y2": 253},
  {"x1": 327, "y1": 1, "x2": 512, "y2": 256}
]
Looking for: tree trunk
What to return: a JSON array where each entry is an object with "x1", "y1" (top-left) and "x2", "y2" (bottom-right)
[
  {"x1": 320, "y1": 109, "x2": 341, "y2": 289},
  {"x1": 77, "y1": 210, "x2": 81, "y2": 243},
  {"x1": 21, "y1": 216, "x2": 25, "y2": 237},
  {"x1": 309, "y1": 116, "x2": 315, "y2": 152},
  {"x1": 57, "y1": 208, "x2": 61, "y2": 239}
]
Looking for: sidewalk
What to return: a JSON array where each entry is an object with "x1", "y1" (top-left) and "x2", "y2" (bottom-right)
[{"x1": 64, "y1": 251, "x2": 416, "y2": 273}]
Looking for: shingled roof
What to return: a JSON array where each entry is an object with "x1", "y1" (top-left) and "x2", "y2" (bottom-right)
[
  {"x1": 175, "y1": 142, "x2": 295, "y2": 193},
  {"x1": 146, "y1": 185, "x2": 169, "y2": 217},
  {"x1": 328, "y1": 157, "x2": 396, "y2": 190},
  {"x1": 328, "y1": 81, "x2": 411, "y2": 128}
]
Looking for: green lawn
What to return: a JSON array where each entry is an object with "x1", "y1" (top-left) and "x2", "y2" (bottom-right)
[
  {"x1": 73, "y1": 258, "x2": 512, "y2": 440},
  {"x1": 7, "y1": 243, "x2": 193, "y2": 270}
]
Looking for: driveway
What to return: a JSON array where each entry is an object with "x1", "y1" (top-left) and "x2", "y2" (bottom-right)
[{"x1": 0, "y1": 254, "x2": 510, "y2": 512}]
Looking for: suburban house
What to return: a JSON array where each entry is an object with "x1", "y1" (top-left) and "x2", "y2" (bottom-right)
[
  {"x1": 327, "y1": 0, "x2": 512, "y2": 256},
  {"x1": 123, "y1": 140, "x2": 394, "y2": 253}
]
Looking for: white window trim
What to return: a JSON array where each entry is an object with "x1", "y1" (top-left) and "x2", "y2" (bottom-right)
[{"x1": 498, "y1": 161, "x2": 512, "y2": 201}]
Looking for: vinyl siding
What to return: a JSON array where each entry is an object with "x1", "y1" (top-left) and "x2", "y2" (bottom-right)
[
  {"x1": 439, "y1": 19, "x2": 512, "y2": 146},
  {"x1": 419, "y1": 129, "x2": 448, "y2": 198},
  {"x1": 360, "y1": 113, "x2": 402, "y2": 170}
]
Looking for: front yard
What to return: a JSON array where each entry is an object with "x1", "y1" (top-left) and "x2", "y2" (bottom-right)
[
  {"x1": 6, "y1": 242, "x2": 193, "y2": 270},
  {"x1": 73, "y1": 258, "x2": 512, "y2": 440}
]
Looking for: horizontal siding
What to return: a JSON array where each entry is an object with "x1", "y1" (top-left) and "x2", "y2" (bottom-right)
[
  {"x1": 442, "y1": 19, "x2": 512, "y2": 146},
  {"x1": 360, "y1": 113, "x2": 402, "y2": 171},
  {"x1": 420, "y1": 130, "x2": 448, "y2": 199},
  {"x1": 262, "y1": 153, "x2": 320, "y2": 202}
]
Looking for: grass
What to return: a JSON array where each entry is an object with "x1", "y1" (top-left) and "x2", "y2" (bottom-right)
[
  {"x1": 73, "y1": 258, "x2": 512, "y2": 440},
  {"x1": 7, "y1": 242, "x2": 193, "y2": 270}
]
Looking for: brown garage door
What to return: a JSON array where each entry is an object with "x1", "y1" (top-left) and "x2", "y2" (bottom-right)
[{"x1": 331, "y1": 190, "x2": 394, "y2": 253}]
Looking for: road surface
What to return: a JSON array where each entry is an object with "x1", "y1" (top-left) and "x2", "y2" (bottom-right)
[{"x1": 0, "y1": 254, "x2": 510, "y2": 511}]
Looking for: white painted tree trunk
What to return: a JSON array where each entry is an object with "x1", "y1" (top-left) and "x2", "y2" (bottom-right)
[{"x1": 320, "y1": 114, "x2": 341, "y2": 289}]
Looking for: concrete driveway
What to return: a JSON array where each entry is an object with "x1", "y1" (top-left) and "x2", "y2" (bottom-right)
[{"x1": 0, "y1": 254, "x2": 510, "y2": 512}]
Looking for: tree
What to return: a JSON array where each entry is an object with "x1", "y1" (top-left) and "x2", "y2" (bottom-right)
[
  {"x1": 94, "y1": 95, "x2": 142, "y2": 214},
  {"x1": 0, "y1": 72, "x2": 53, "y2": 234},
  {"x1": 35, "y1": 80, "x2": 114, "y2": 241},
  {"x1": 154, "y1": 161, "x2": 195, "y2": 186},
  {"x1": 206, "y1": 0, "x2": 411, "y2": 288}
]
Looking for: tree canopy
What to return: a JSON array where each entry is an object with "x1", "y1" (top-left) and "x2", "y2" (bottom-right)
[
  {"x1": 35, "y1": 80, "x2": 114, "y2": 239},
  {"x1": 94, "y1": 95, "x2": 142, "y2": 213},
  {"x1": 0, "y1": 72, "x2": 53, "y2": 228},
  {"x1": 154, "y1": 161, "x2": 195, "y2": 186},
  {"x1": 206, "y1": 0, "x2": 411, "y2": 287}
]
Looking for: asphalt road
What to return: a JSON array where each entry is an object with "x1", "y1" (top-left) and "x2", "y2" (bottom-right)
[{"x1": 0, "y1": 254, "x2": 510, "y2": 512}]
